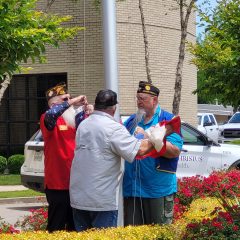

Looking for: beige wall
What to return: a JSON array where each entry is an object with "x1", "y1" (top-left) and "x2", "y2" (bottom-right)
[
  {"x1": 22, "y1": 0, "x2": 105, "y2": 104},
  {"x1": 117, "y1": 1, "x2": 197, "y2": 125},
  {"x1": 21, "y1": 0, "x2": 197, "y2": 125}
]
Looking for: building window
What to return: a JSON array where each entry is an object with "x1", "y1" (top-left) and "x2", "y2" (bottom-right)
[{"x1": 0, "y1": 73, "x2": 67, "y2": 157}]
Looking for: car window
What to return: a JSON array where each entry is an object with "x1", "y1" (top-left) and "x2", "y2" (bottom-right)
[
  {"x1": 203, "y1": 115, "x2": 210, "y2": 125},
  {"x1": 34, "y1": 130, "x2": 43, "y2": 142},
  {"x1": 181, "y1": 124, "x2": 205, "y2": 145},
  {"x1": 197, "y1": 115, "x2": 202, "y2": 125},
  {"x1": 229, "y1": 113, "x2": 240, "y2": 123},
  {"x1": 209, "y1": 115, "x2": 216, "y2": 125}
]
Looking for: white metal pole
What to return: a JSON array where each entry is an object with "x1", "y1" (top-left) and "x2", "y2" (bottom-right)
[
  {"x1": 102, "y1": 0, "x2": 120, "y2": 122},
  {"x1": 102, "y1": 0, "x2": 123, "y2": 227}
]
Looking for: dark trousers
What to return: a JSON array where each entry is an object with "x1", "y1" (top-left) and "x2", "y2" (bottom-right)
[
  {"x1": 45, "y1": 188, "x2": 75, "y2": 232},
  {"x1": 124, "y1": 195, "x2": 174, "y2": 226},
  {"x1": 72, "y1": 208, "x2": 118, "y2": 232}
]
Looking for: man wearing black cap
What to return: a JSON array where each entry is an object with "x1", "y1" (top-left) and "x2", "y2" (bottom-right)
[
  {"x1": 40, "y1": 82, "x2": 92, "y2": 232},
  {"x1": 69, "y1": 89, "x2": 154, "y2": 231},
  {"x1": 123, "y1": 81, "x2": 183, "y2": 226}
]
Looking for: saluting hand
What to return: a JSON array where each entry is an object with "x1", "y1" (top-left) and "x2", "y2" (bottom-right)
[
  {"x1": 84, "y1": 104, "x2": 94, "y2": 115},
  {"x1": 69, "y1": 95, "x2": 87, "y2": 106}
]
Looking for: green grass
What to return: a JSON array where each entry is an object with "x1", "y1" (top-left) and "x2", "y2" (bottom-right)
[
  {"x1": 0, "y1": 174, "x2": 45, "y2": 198},
  {"x1": 0, "y1": 190, "x2": 44, "y2": 198},
  {"x1": 0, "y1": 174, "x2": 21, "y2": 185},
  {"x1": 229, "y1": 140, "x2": 240, "y2": 145}
]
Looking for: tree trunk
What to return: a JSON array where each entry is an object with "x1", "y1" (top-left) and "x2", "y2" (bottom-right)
[
  {"x1": 172, "y1": 29, "x2": 187, "y2": 115},
  {"x1": 45, "y1": 0, "x2": 55, "y2": 11},
  {"x1": 0, "y1": 74, "x2": 11, "y2": 104},
  {"x1": 172, "y1": 0, "x2": 195, "y2": 115},
  {"x1": 139, "y1": 0, "x2": 152, "y2": 84}
]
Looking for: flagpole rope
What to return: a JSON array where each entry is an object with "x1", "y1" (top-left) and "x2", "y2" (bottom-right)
[
  {"x1": 126, "y1": 0, "x2": 145, "y2": 225},
  {"x1": 83, "y1": 0, "x2": 86, "y2": 95}
]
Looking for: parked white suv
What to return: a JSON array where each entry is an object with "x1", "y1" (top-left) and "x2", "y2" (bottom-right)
[
  {"x1": 21, "y1": 122, "x2": 240, "y2": 192},
  {"x1": 221, "y1": 112, "x2": 240, "y2": 139},
  {"x1": 197, "y1": 113, "x2": 219, "y2": 142}
]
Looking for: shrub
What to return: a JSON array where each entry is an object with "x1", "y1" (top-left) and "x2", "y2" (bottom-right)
[
  {"x1": 7, "y1": 154, "x2": 24, "y2": 174},
  {"x1": 182, "y1": 197, "x2": 221, "y2": 223},
  {"x1": 0, "y1": 218, "x2": 19, "y2": 234},
  {"x1": 0, "y1": 156, "x2": 7, "y2": 174},
  {"x1": 15, "y1": 206, "x2": 48, "y2": 231},
  {"x1": 1, "y1": 170, "x2": 239, "y2": 238},
  {"x1": 183, "y1": 204, "x2": 240, "y2": 239},
  {"x1": 0, "y1": 225, "x2": 181, "y2": 239},
  {"x1": 181, "y1": 185, "x2": 240, "y2": 239},
  {"x1": 176, "y1": 170, "x2": 240, "y2": 208}
]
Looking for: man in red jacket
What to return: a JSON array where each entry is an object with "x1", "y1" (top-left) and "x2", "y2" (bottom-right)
[{"x1": 40, "y1": 82, "x2": 89, "y2": 232}]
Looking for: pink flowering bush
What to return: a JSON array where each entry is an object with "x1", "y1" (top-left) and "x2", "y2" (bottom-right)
[
  {"x1": 0, "y1": 218, "x2": 20, "y2": 234},
  {"x1": 15, "y1": 206, "x2": 48, "y2": 231},
  {"x1": 183, "y1": 201, "x2": 240, "y2": 239},
  {"x1": 0, "y1": 169, "x2": 239, "y2": 238},
  {"x1": 175, "y1": 170, "x2": 240, "y2": 238},
  {"x1": 174, "y1": 169, "x2": 240, "y2": 220}
]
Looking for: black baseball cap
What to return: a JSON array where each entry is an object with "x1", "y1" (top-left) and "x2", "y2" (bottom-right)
[
  {"x1": 95, "y1": 89, "x2": 118, "y2": 109},
  {"x1": 137, "y1": 81, "x2": 160, "y2": 96}
]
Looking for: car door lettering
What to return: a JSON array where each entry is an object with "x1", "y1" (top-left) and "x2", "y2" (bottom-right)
[{"x1": 179, "y1": 155, "x2": 203, "y2": 162}]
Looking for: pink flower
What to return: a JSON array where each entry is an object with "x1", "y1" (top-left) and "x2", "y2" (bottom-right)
[
  {"x1": 233, "y1": 225, "x2": 239, "y2": 231},
  {"x1": 211, "y1": 221, "x2": 223, "y2": 230}
]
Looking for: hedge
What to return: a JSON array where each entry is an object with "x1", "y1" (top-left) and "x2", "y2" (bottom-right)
[{"x1": 7, "y1": 154, "x2": 24, "y2": 174}]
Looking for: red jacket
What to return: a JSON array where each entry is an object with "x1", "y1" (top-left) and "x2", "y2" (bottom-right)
[{"x1": 40, "y1": 114, "x2": 76, "y2": 190}]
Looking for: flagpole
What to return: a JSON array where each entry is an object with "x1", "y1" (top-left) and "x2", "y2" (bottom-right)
[
  {"x1": 102, "y1": 0, "x2": 120, "y2": 122},
  {"x1": 102, "y1": 0, "x2": 123, "y2": 227}
]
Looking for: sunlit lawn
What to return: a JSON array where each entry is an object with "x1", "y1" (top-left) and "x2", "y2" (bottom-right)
[
  {"x1": 229, "y1": 140, "x2": 240, "y2": 145},
  {"x1": 0, "y1": 190, "x2": 44, "y2": 198},
  {"x1": 0, "y1": 174, "x2": 21, "y2": 185},
  {"x1": 0, "y1": 174, "x2": 44, "y2": 198}
]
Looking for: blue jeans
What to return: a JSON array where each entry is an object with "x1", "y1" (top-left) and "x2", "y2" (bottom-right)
[{"x1": 72, "y1": 208, "x2": 118, "y2": 232}]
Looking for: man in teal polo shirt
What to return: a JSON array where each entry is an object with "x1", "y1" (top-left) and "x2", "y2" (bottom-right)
[{"x1": 123, "y1": 81, "x2": 183, "y2": 225}]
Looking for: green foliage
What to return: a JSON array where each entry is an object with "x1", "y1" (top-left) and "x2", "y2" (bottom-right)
[
  {"x1": 7, "y1": 154, "x2": 24, "y2": 174},
  {"x1": 1, "y1": 225, "x2": 181, "y2": 239},
  {"x1": 0, "y1": 174, "x2": 21, "y2": 185},
  {"x1": 196, "y1": 70, "x2": 218, "y2": 104},
  {"x1": 229, "y1": 140, "x2": 240, "y2": 145},
  {"x1": 183, "y1": 196, "x2": 240, "y2": 239},
  {"x1": 15, "y1": 206, "x2": 47, "y2": 231},
  {"x1": 190, "y1": 0, "x2": 240, "y2": 109},
  {"x1": 0, "y1": 190, "x2": 44, "y2": 198},
  {"x1": 0, "y1": 220, "x2": 19, "y2": 234},
  {"x1": 93, "y1": 0, "x2": 101, "y2": 7},
  {"x1": 0, "y1": 0, "x2": 83, "y2": 80},
  {"x1": 0, "y1": 156, "x2": 7, "y2": 174}
]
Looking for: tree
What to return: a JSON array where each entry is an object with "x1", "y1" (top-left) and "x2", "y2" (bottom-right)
[
  {"x1": 138, "y1": 0, "x2": 197, "y2": 98},
  {"x1": 139, "y1": 0, "x2": 152, "y2": 84},
  {"x1": 196, "y1": 69, "x2": 219, "y2": 104},
  {"x1": 0, "y1": 0, "x2": 83, "y2": 102},
  {"x1": 171, "y1": 0, "x2": 197, "y2": 115},
  {"x1": 189, "y1": 0, "x2": 240, "y2": 112}
]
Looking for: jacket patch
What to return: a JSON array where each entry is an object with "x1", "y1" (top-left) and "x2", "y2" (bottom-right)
[{"x1": 59, "y1": 125, "x2": 68, "y2": 130}]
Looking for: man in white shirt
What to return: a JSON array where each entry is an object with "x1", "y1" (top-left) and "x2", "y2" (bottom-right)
[{"x1": 70, "y1": 89, "x2": 154, "y2": 231}]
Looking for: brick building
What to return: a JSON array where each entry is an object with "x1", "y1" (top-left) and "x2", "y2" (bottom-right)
[{"x1": 0, "y1": 0, "x2": 197, "y2": 156}]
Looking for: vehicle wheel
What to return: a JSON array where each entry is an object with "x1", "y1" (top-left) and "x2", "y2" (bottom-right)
[{"x1": 229, "y1": 161, "x2": 240, "y2": 171}]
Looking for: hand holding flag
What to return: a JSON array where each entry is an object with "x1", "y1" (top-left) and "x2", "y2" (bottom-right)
[{"x1": 136, "y1": 116, "x2": 181, "y2": 159}]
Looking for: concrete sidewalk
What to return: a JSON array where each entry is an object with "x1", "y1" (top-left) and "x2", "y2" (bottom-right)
[
  {"x1": 0, "y1": 185, "x2": 28, "y2": 192},
  {"x1": 0, "y1": 185, "x2": 47, "y2": 226}
]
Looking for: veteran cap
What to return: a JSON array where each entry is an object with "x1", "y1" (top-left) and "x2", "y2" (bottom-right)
[
  {"x1": 137, "y1": 81, "x2": 160, "y2": 96},
  {"x1": 95, "y1": 89, "x2": 118, "y2": 109},
  {"x1": 45, "y1": 82, "x2": 68, "y2": 101}
]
